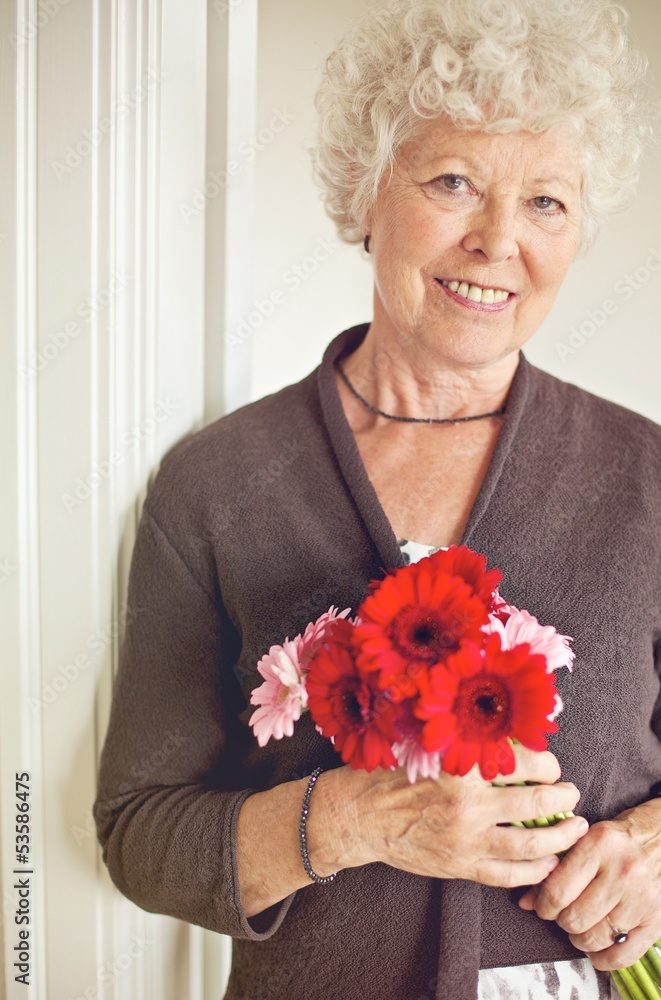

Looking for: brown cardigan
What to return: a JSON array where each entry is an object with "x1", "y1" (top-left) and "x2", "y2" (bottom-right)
[{"x1": 94, "y1": 324, "x2": 661, "y2": 1000}]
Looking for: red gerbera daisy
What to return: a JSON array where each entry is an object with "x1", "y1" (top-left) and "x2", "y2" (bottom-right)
[
  {"x1": 424, "y1": 545, "x2": 503, "y2": 609},
  {"x1": 414, "y1": 634, "x2": 560, "y2": 781},
  {"x1": 353, "y1": 560, "x2": 491, "y2": 695},
  {"x1": 306, "y1": 619, "x2": 400, "y2": 772}
]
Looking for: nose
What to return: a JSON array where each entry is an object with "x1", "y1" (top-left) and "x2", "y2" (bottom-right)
[{"x1": 461, "y1": 200, "x2": 520, "y2": 264}]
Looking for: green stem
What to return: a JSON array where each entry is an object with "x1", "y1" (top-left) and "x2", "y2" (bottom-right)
[
  {"x1": 630, "y1": 958, "x2": 660, "y2": 997},
  {"x1": 638, "y1": 955, "x2": 661, "y2": 994},
  {"x1": 646, "y1": 943, "x2": 661, "y2": 982},
  {"x1": 612, "y1": 942, "x2": 661, "y2": 1000},
  {"x1": 613, "y1": 969, "x2": 637, "y2": 1000},
  {"x1": 618, "y1": 965, "x2": 649, "y2": 1000}
]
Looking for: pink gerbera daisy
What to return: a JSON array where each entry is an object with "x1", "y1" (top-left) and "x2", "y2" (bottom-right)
[
  {"x1": 486, "y1": 607, "x2": 575, "y2": 673},
  {"x1": 249, "y1": 638, "x2": 308, "y2": 747},
  {"x1": 299, "y1": 605, "x2": 352, "y2": 663}
]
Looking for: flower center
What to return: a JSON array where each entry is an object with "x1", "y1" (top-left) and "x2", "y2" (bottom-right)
[
  {"x1": 454, "y1": 673, "x2": 512, "y2": 740},
  {"x1": 341, "y1": 685, "x2": 372, "y2": 727},
  {"x1": 390, "y1": 606, "x2": 457, "y2": 661}
]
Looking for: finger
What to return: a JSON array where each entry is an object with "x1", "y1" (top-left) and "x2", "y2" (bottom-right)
[
  {"x1": 585, "y1": 924, "x2": 661, "y2": 972},
  {"x1": 568, "y1": 915, "x2": 630, "y2": 955},
  {"x1": 518, "y1": 887, "x2": 537, "y2": 910},
  {"x1": 474, "y1": 854, "x2": 562, "y2": 889},
  {"x1": 498, "y1": 747, "x2": 562, "y2": 786},
  {"x1": 553, "y1": 874, "x2": 628, "y2": 941},
  {"x1": 560, "y1": 880, "x2": 656, "y2": 955},
  {"x1": 531, "y1": 845, "x2": 601, "y2": 920},
  {"x1": 488, "y1": 781, "x2": 582, "y2": 825},
  {"x1": 531, "y1": 826, "x2": 661, "y2": 937},
  {"x1": 490, "y1": 816, "x2": 589, "y2": 861}
]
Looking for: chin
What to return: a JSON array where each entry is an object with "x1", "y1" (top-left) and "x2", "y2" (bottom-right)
[{"x1": 421, "y1": 331, "x2": 523, "y2": 370}]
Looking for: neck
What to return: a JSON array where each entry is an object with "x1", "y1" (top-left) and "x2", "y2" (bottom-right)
[{"x1": 342, "y1": 311, "x2": 520, "y2": 424}]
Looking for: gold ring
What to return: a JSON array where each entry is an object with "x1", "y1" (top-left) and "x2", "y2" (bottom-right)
[{"x1": 605, "y1": 914, "x2": 629, "y2": 945}]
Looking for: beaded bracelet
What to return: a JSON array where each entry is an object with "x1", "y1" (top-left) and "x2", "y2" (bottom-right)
[{"x1": 299, "y1": 767, "x2": 338, "y2": 885}]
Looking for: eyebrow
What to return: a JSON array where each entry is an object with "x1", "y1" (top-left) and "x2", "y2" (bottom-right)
[{"x1": 530, "y1": 176, "x2": 579, "y2": 193}]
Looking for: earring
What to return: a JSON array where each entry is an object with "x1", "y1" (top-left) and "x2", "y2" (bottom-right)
[{"x1": 363, "y1": 234, "x2": 371, "y2": 253}]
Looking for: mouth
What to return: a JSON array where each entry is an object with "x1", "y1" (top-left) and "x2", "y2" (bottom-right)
[{"x1": 437, "y1": 279, "x2": 514, "y2": 305}]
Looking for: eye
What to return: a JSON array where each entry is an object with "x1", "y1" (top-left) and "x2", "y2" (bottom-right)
[
  {"x1": 438, "y1": 174, "x2": 470, "y2": 192},
  {"x1": 531, "y1": 195, "x2": 564, "y2": 214}
]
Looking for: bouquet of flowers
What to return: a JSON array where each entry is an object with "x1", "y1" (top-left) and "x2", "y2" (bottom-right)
[
  {"x1": 249, "y1": 545, "x2": 660, "y2": 999},
  {"x1": 250, "y1": 546, "x2": 570, "y2": 780}
]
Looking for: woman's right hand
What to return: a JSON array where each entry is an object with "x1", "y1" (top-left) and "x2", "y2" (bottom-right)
[{"x1": 308, "y1": 746, "x2": 588, "y2": 889}]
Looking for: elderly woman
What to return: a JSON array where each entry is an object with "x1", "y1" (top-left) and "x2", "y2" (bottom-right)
[{"x1": 94, "y1": 1, "x2": 661, "y2": 998}]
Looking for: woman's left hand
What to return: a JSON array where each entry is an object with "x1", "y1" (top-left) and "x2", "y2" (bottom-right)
[{"x1": 518, "y1": 797, "x2": 661, "y2": 971}]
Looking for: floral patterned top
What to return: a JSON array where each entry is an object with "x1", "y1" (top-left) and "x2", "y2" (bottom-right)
[{"x1": 398, "y1": 538, "x2": 615, "y2": 1000}]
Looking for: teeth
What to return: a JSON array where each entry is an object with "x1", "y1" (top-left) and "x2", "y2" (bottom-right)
[{"x1": 441, "y1": 280, "x2": 511, "y2": 304}]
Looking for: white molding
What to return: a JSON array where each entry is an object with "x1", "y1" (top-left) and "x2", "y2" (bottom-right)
[
  {"x1": 205, "y1": 0, "x2": 258, "y2": 421},
  {"x1": 0, "y1": 0, "x2": 48, "y2": 996}
]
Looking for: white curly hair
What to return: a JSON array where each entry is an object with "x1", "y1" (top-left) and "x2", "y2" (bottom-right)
[{"x1": 312, "y1": 0, "x2": 657, "y2": 254}]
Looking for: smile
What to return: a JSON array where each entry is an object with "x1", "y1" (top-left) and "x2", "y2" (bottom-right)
[
  {"x1": 439, "y1": 280, "x2": 512, "y2": 304},
  {"x1": 435, "y1": 278, "x2": 516, "y2": 312}
]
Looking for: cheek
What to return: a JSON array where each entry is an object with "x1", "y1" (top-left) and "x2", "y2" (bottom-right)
[
  {"x1": 524, "y1": 233, "x2": 578, "y2": 296},
  {"x1": 380, "y1": 209, "x2": 459, "y2": 274}
]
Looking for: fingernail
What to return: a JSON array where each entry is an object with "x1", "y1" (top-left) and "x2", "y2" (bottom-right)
[
  {"x1": 547, "y1": 855, "x2": 560, "y2": 871},
  {"x1": 576, "y1": 818, "x2": 589, "y2": 834}
]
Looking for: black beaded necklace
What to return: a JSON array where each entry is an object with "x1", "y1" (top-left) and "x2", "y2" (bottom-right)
[{"x1": 335, "y1": 359, "x2": 506, "y2": 426}]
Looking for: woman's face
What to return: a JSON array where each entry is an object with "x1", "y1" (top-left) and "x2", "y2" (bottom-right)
[{"x1": 367, "y1": 116, "x2": 583, "y2": 369}]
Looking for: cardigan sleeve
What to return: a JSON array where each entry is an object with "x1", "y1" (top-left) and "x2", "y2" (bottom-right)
[{"x1": 93, "y1": 504, "x2": 296, "y2": 939}]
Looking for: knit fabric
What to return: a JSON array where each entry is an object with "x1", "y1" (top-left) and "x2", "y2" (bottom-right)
[{"x1": 94, "y1": 324, "x2": 661, "y2": 1000}]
